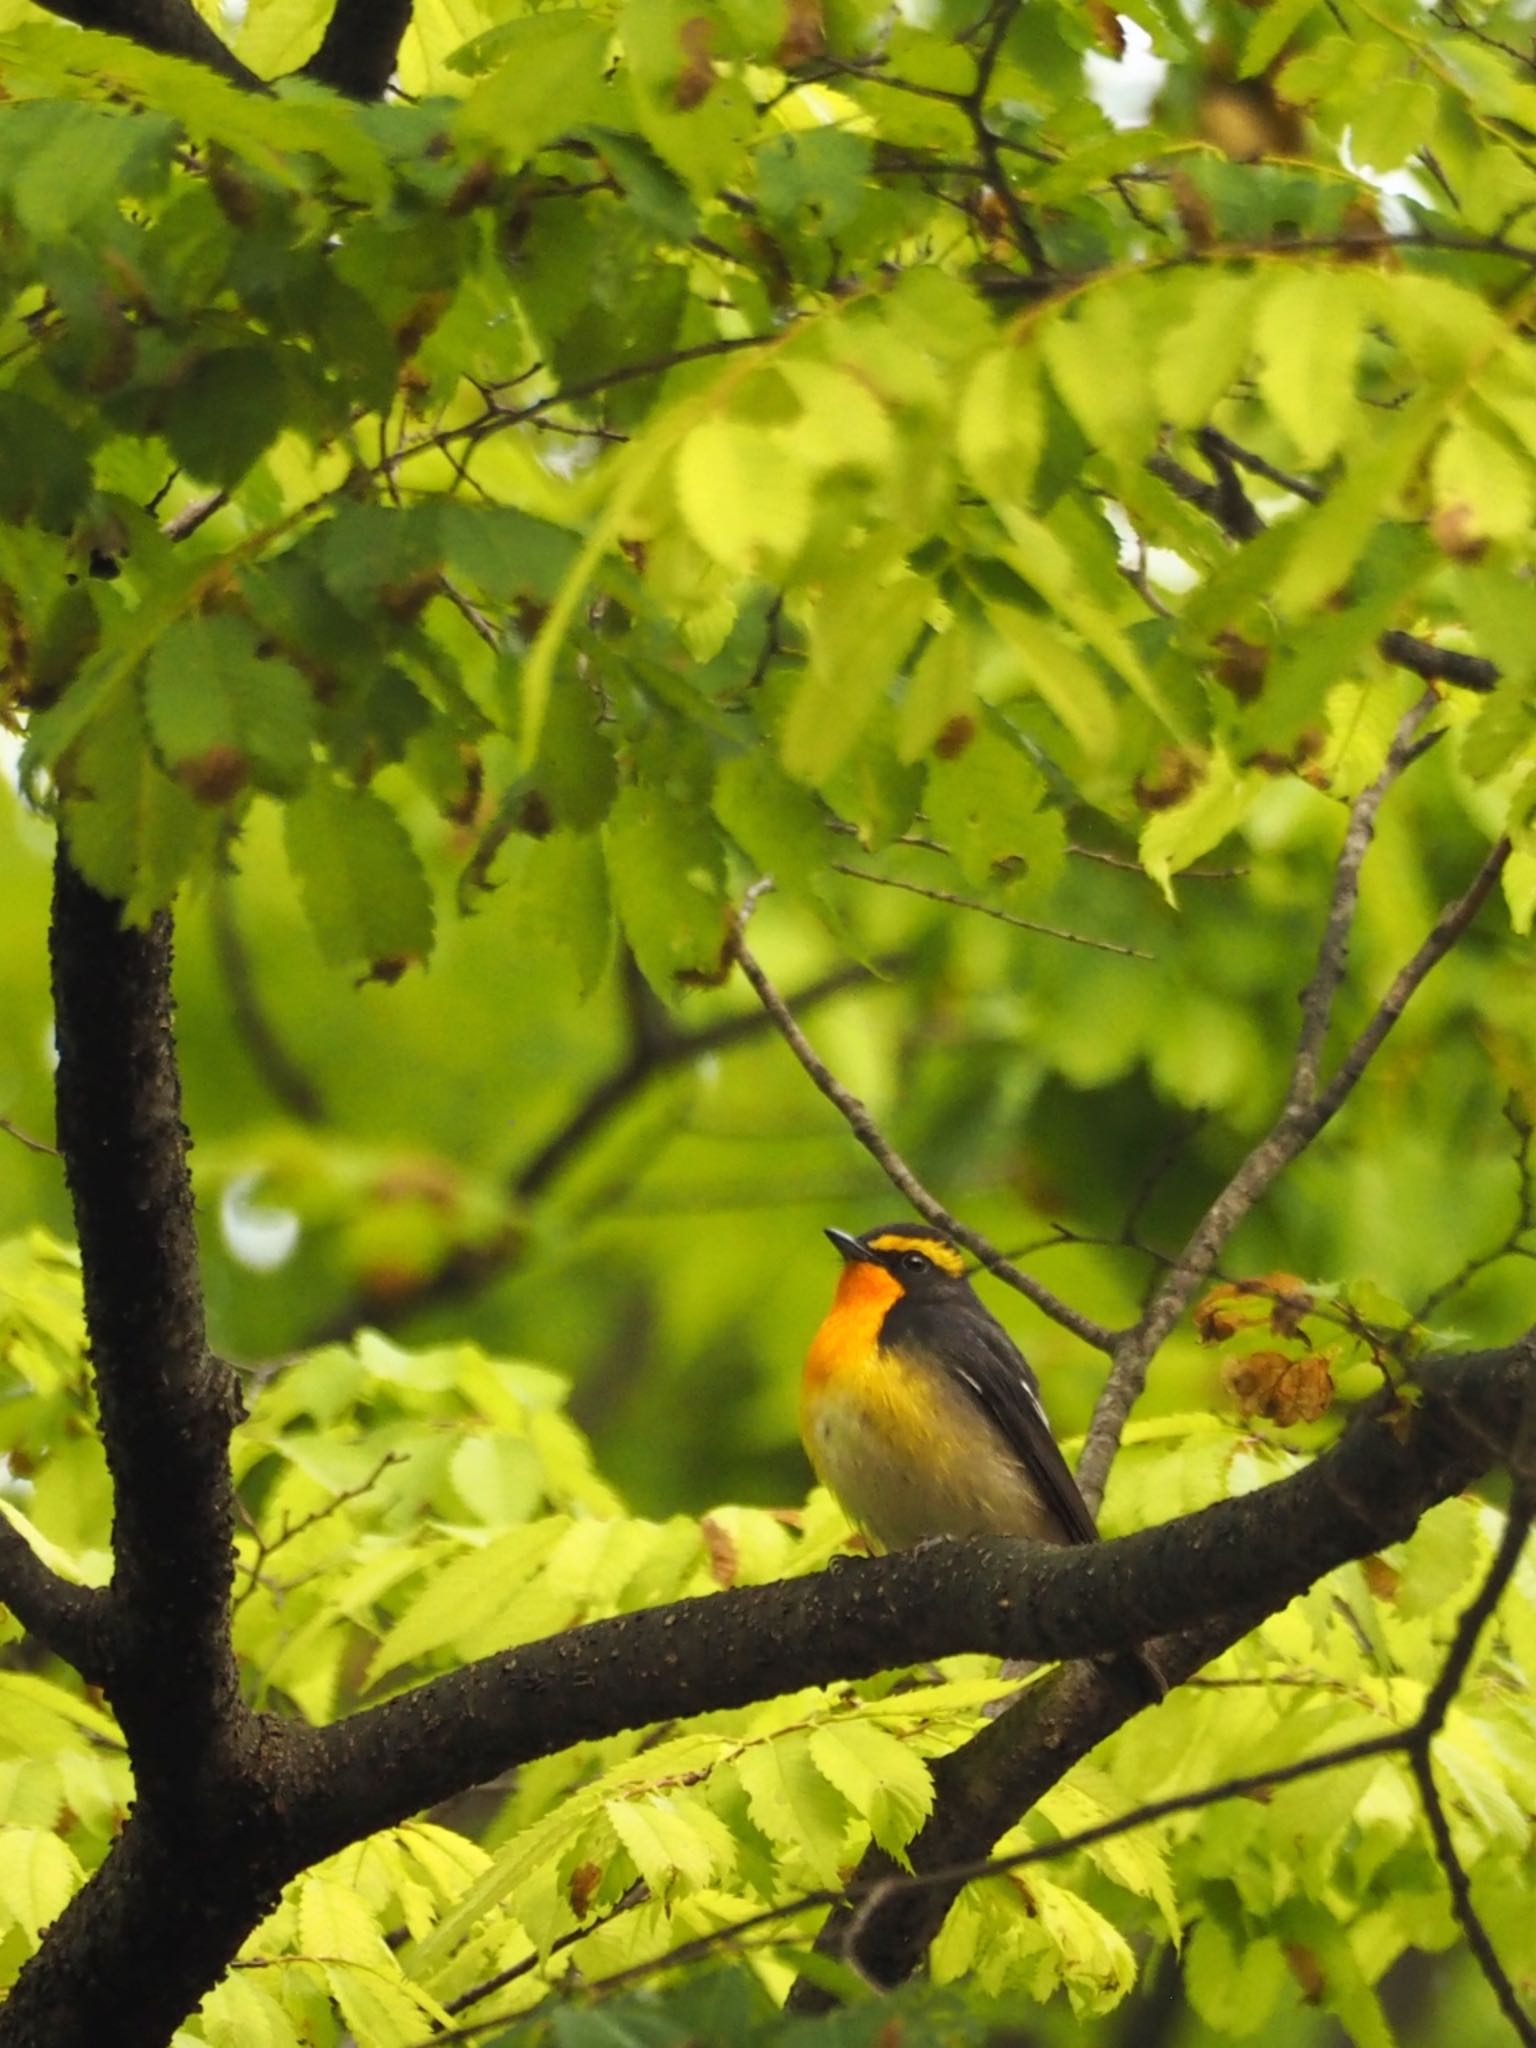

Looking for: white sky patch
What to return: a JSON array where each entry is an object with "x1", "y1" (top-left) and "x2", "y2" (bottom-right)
[
  {"x1": 1341, "y1": 131, "x2": 1426, "y2": 229},
  {"x1": 221, "y1": 1171, "x2": 301, "y2": 1273},
  {"x1": 1086, "y1": 19, "x2": 1168, "y2": 132},
  {"x1": 1103, "y1": 500, "x2": 1199, "y2": 593}
]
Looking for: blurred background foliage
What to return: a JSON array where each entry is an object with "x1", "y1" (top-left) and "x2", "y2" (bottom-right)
[
  {"x1": 4, "y1": 0, "x2": 1536, "y2": 2037},
  {"x1": 4, "y1": 724, "x2": 1531, "y2": 1519}
]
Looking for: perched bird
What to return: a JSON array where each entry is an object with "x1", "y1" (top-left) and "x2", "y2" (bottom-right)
[{"x1": 802, "y1": 1220, "x2": 1163, "y2": 1694}]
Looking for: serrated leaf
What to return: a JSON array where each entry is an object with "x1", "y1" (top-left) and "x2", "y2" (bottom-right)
[
  {"x1": 1041, "y1": 286, "x2": 1152, "y2": 466},
  {"x1": 1037, "y1": 1773, "x2": 1179, "y2": 1940},
  {"x1": 713, "y1": 751, "x2": 829, "y2": 901},
  {"x1": 1240, "y1": 0, "x2": 1322, "y2": 77},
  {"x1": 60, "y1": 686, "x2": 219, "y2": 918},
  {"x1": 284, "y1": 779, "x2": 434, "y2": 972},
  {"x1": 143, "y1": 613, "x2": 313, "y2": 797},
  {"x1": 603, "y1": 782, "x2": 728, "y2": 997},
  {"x1": 521, "y1": 829, "x2": 613, "y2": 997},
  {"x1": 455, "y1": 12, "x2": 610, "y2": 153},
  {"x1": 781, "y1": 564, "x2": 931, "y2": 786},
  {"x1": 806, "y1": 1721, "x2": 933, "y2": 1863},
  {"x1": 1139, "y1": 751, "x2": 1253, "y2": 903},
  {"x1": 958, "y1": 345, "x2": 1043, "y2": 505},
  {"x1": 673, "y1": 416, "x2": 811, "y2": 577},
  {"x1": 898, "y1": 623, "x2": 974, "y2": 762},
  {"x1": 924, "y1": 727, "x2": 1061, "y2": 889},
  {"x1": 1389, "y1": 1498, "x2": 1481, "y2": 1621},
  {"x1": 0, "y1": 1828, "x2": 83, "y2": 1944},
  {"x1": 735, "y1": 1733, "x2": 851, "y2": 1887},
  {"x1": 1503, "y1": 844, "x2": 1536, "y2": 933},
  {"x1": 986, "y1": 601, "x2": 1117, "y2": 756},
  {"x1": 162, "y1": 348, "x2": 289, "y2": 489},
  {"x1": 370, "y1": 1521, "x2": 568, "y2": 1682},
  {"x1": 1184, "y1": 1918, "x2": 1288, "y2": 2037},
  {"x1": 1154, "y1": 273, "x2": 1260, "y2": 426},
  {"x1": 199, "y1": 1974, "x2": 302, "y2": 2048},
  {"x1": 1432, "y1": 421, "x2": 1532, "y2": 544},
  {"x1": 606, "y1": 1793, "x2": 736, "y2": 1894},
  {"x1": 0, "y1": 394, "x2": 92, "y2": 528},
  {"x1": 1256, "y1": 270, "x2": 1368, "y2": 466}
]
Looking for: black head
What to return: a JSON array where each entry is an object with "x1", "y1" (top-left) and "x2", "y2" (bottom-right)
[{"x1": 824, "y1": 1222, "x2": 972, "y2": 1297}]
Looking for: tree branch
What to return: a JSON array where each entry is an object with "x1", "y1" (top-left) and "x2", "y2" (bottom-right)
[
  {"x1": 47, "y1": 847, "x2": 245, "y2": 1778},
  {"x1": 295, "y1": 1336, "x2": 1533, "y2": 1858},
  {"x1": 27, "y1": 0, "x2": 260, "y2": 87},
  {"x1": 805, "y1": 1385, "x2": 1536, "y2": 2004},
  {"x1": 0, "y1": 1514, "x2": 113, "y2": 1683},
  {"x1": 300, "y1": 0, "x2": 413, "y2": 99},
  {"x1": 729, "y1": 914, "x2": 1120, "y2": 1354},
  {"x1": 1075, "y1": 790, "x2": 1509, "y2": 1510}
]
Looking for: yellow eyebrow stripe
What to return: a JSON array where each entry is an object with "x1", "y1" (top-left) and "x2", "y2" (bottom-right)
[{"x1": 865, "y1": 1233, "x2": 966, "y2": 1276}]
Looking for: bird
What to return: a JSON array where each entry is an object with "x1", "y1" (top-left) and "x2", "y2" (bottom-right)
[{"x1": 801, "y1": 1219, "x2": 1164, "y2": 1695}]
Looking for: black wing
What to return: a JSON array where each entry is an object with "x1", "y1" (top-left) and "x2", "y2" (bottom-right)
[{"x1": 890, "y1": 1295, "x2": 1100, "y2": 1547}]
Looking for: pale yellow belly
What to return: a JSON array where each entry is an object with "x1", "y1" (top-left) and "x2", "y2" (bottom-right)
[{"x1": 804, "y1": 1370, "x2": 1065, "y2": 1552}]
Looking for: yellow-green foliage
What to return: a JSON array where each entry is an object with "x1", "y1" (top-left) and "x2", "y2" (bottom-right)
[{"x1": 2, "y1": 1233, "x2": 1533, "y2": 2044}]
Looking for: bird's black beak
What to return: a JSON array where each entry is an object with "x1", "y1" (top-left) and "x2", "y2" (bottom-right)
[{"x1": 825, "y1": 1227, "x2": 879, "y2": 1263}]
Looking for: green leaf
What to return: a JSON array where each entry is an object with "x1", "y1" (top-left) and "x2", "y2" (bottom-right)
[
  {"x1": 673, "y1": 415, "x2": 811, "y2": 578},
  {"x1": 898, "y1": 623, "x2": 975, "y2": 762},
  {"x1": 0, "y1": 1828, "x2": 83, "y2": 1945},
  {"x1": 1350, "y1": 76, "x2": 1439, "y2": 173},
  {"x1": 1504, "y1": 844, "x2": 1536, "y2": 934},
  {"x1": 1240, "y1": 0, "x2": 1323, "y2": 77},
  {"x1": 198, "y1": 1975, "x2": 303, "y2": 2048},
  {"x1": 162, "y1": 348, "x2": 289, "y2": 489},
  {"x1": 454, "y1": 12, "x2": 611, "y2": 154},
  {"x1": 1139, "y1": 751, "x2": 1252, "y2": 904},
  {"x1": 1041, "y1": 285, "x2": 1153, "y2": 467},
  {"x1": 1154, "y1": 273, "x2": 1261, "y2": 427},
  {"x1": 513, "y1": 828, "x2": 613, "y2": 997},
  {"x1": 0, "y1": 395, "x2": 91, "y2": 529},
  {"x1": 8, "y1": 103, "x2": 175, "y2": 238},
  {"x1": 284, "y1": 779, "x2": 435, "y2": 972},
  {"x1": 780, "y1": 563, "x2": 931, "y2": 786},
  {"x1": 60, "y1": 686, "x2": 219, "y2": 918},
  {"x1": 606, "y1": 1793, "x2": 736, "y2": 1894},
  {"x1": 603, "y1": 782, "x2": 729, "y2": 997},
  {"x1": 958, "y1": 344, "x2": 1044, "y2": 506},
  {"x1": 1184, "y1": 1918, "x2": 1289, "y2": 2037},
  {"x1": 734, "y1": 1732, "x2": 851, "y2": 1887},
  {"x1": 755, "y1": 129, "x2": 873, "y2": 235},
  {"x1": 712, "y1": 751, "x2": 829, "y2": 902},
  {"x1": 370, "y1": 1523, "x2": 569, "y2": 1682},
  {"x1": 1256, "y1": 269, "x2": 1368, "y2": 467},
  {"x1": 143, "y1": 613, "x2": 313, "y2": 797},
  {"x1": 806, "y1": 1721, "x2": 933, "y2": 1863},
  {"x1": 923, "y1": 726, "x2": 1060, "y2": 889},
  {"x1": 1431, "y1": 420, "x2": 1533, "y2": 544}
]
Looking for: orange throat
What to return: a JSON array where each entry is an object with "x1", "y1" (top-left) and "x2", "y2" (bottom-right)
[{"x1": 803, "y1": 1260, "x2": 903, "y2": 1397}]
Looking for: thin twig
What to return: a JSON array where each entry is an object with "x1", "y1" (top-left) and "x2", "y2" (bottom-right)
[
  {"x1": 161, "y1": 490, "x2": 229, "y2": 543},
  {"x1": 430, "y1": 1498, "x2": 1536, "y2": 2048},
  {"x1": 1291, "y1": 694, "x2": 1436, "y2": 1108},
  {"x1": 965, "y1": 3, "x2": 1050, "y2": 275},
  {"x1": 832, "y1": 864, "x2": 1153, "y2": 959},
  {"x1": 1198, "y1": 428, "x2": 1324, "y2": 504},
  {"x1": 0, "y1": 1115, "x2": 58, "y2": 1158},
  {"x1": 1076, "y1": 815, "x2": 1511, "y2": 1509},
  {"x1": 1067, "y1": 843, "x2": 1249, "y2": 881},
  {"x1": 1417, "y1": 1100, "x2": 1536, "y2": 1320},
  {"x1": 233, "y1": 1452, "x2": 406, "y2": 1610},
  {"x1": 729, "y1": 889, "x2": 1118, "y2": 1352}
]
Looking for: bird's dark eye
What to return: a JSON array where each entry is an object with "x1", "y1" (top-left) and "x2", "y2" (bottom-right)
[{"x1": 901, "y1": 1251, "x2": 930, "y2": 1275}]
